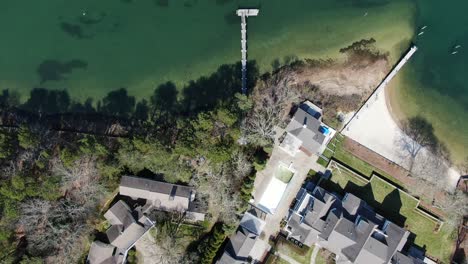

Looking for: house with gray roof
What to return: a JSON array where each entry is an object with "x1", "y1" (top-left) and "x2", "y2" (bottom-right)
[
  {"x1": 284, "y1": 186, "x2": 432, "y2": 264},
  {"x1": 217, "y1": 212, "x2": 270, "y2": 264},
  {"x1": 119, "y1": 176, "x2": 205, "y2": 221},
  {"x1": 87, "y1": 200, "x2": 154, "y2": 264},
  {"x1": 280, "y1": 101, "x2": 335, "y2": 156}
]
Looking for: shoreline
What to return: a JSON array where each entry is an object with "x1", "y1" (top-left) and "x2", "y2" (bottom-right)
[
  {"x1": 385, "y1": 74, "x2": 406, "y2": 129},
  {"x1": 386, "y1": 66, "x2": 468, "y2": 167},
  {"x1": 342, "y1": 67, "x2": 461, "y2": 189}
]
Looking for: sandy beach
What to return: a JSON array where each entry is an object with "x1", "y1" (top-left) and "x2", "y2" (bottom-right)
[{"x1": 342, "y1": 75, "x2": 460, "y2": 190}]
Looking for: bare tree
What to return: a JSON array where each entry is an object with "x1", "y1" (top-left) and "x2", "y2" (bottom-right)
[
  {"x1": 191, "y1": 162, "x2": 242, "y2": 226},
  {"x1": 18, "y1": 157, "x2": 104, "y2": 263},
  {"x1": 411, "y1": 149, "x2": 451, "y2": 191},
  {"x1": 52, "y1": 157, "x2": 105, "y2": 204},
  {"x1": 435, "y1": 190, "x2": 468, "y2": 227},
  {"x1": 19, "y1": 198, "x2": 90, "y2": 262},
  {"x1": 142, "y1": 212, "x2": 198, "y2": 264},
  {"x1": 19, "y1": 199, "x2": 52, "y2": 230},
  {"x1": 230, "y1": 149, "x2": 253, "y2": 180},
  {"x1": 409, "y1": 179, "x2": 438, "y2": 205},
  {"x1": 245, "y1": 83, "x2": 299, "y2": 147},
  {"x1": 245, "y1": 97, "x2": 280, "y2": 146},
  {"x1": 401, "y1": 116, "x2": 439, "y2": 171}
]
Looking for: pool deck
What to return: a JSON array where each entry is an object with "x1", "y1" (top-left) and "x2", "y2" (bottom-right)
[{"x1": 253, "y1": 144, "x2": 325, "y2": 240}]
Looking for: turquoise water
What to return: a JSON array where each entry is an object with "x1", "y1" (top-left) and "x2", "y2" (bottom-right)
[
  {"x1": 394, "y1": 0, "x2": 468, "y2": 162},
  {"x1": 0, "y1": 0, "x2": 465, "y2": 159},
  {"x1": 0, "y1": 0, "x2": 413, "y2": 100}
]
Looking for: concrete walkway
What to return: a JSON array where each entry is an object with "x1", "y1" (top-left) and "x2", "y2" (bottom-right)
[
  {"x1": 310, "y1": 244, "x2": 321, "y2": 264},
  {"x1": 277, "y1": 252, "x2": 301, "y2": 264}
]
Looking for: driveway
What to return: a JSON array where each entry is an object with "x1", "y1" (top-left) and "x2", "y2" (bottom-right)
[{"x1": 253, "y1": 146, "x2": 325, "y2": 241}]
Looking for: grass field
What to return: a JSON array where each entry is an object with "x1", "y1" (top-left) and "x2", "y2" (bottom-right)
[
  {"x1": 325, "y1": 135, "x2": 404, "y2": 187},
  {"x1": 323, "y1": 163, "x2": 455, "y2": 262},
  {"x1": 275, "y1": 237, "x2": 313, "y2": 264},
  {"x1": 315, "y1": 248, "x2": 333, "y2": 264},
  {"x1": 275, "y1": 165, "x2": 294, "y2": 183}
]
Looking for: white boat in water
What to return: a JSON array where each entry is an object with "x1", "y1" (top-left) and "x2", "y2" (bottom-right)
[
  {"x1": 418, "y1": 31, "x2": 424, "y2": 36},
  {"x1": 420, "y1": 25, "x2": 427, "y2": 30},
  {"x1": 451, "y1": 51, "x2": 458, "y2": 55}
]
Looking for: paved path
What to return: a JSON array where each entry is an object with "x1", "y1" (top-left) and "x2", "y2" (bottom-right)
[
  {"x1": 253, "y1": 145, "x2": 324, "y2": 240},
  {"x1": 310, "y1": 244, "x2": 321, "y2": 264},
  {"x1": 277, "y1": 252, "x2": 301, "y2": 264}
]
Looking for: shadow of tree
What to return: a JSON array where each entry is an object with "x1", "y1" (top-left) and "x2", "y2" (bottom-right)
[
  {"x1": 70, "y1": 98, "x2": 95, "y2": 113},
  {"x1": 381, "y1": 188, "x2": 406, "y2": 226},
  {"x1": 343, "y1": 181, "x2": 406, "y2": 226},
  {"x1": 320, "y1": 176, "x2": 406, "y2": 226},
  {"x1": 98, "y1": 88, "x2": 135, "y2": 118},
  {"x1": 0, "y1": 89, "x2": 20, "y2": 108},
  {"x1": 271, "y1": 58, "x2": 281, "y2": 71},
  {"x1": 22, "y1": 88, "x2": 71, "y2": 113},
  {"x1": 37, "y1": 59, "x2": 88, "y2": 84},
  {"x1": 135, "y1": 99, "x2": 149, "y2": 121},
  {"x1": 151, "y1": 81, "x2": 179, "y2": 121},
  {"x1": 181, "y1": 60, "x2": 259, "y2": 115},
  {"x1": 14, "y1": 60, "x2": 259, "y2": 138},
  {"x1": 60, "y1": 22, "x2": 90, "y2": 39}
]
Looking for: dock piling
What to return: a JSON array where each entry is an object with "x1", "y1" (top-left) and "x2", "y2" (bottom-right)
[{"x1": 237, "y1": 9, "x2": 259, "y2": 94}]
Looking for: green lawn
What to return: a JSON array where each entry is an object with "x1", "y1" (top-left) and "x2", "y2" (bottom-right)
[
  {"x1": 275, "y1": 237, "x2": 313, "y2": 264},
  {"x1": 325, "y1": 135, "x2": 404, "y2": 187},
  {"x1": 267, "y1": 257, "x2": 290, "y2": 264},
  {"x1": 317, "y1": 156, "x2": 329, "y2": 167},
  {"x1": 323, "y1": 164, "x2": 455, "y2": 262},
  {"x1": 315, "y1": 248, "x2": 334, "y2": 264},
  {"x1": 275, "y1": 165, "x2": 294, "y2": 183},
  {"x1": 322, "y1": 148, "x2": 334, "y2": 159}
]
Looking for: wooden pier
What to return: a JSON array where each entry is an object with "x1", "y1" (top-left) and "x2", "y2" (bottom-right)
[
  {"x1": 237, "y1": 9, "x2": 259, "y2": 94},
  {"x1": 342, "y1": 45, "x2": 418, "y2": 131}
]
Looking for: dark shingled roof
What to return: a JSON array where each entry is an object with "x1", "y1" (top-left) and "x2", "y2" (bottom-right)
[
  {"x1": 285, "y1": 103, "x2": 326, "y2": 154},
  {"x1": 287, "y1": 185, "x2": 413, "y2": 264},
  {"x1": 339, "y1": 218, "x2": 377, "y2": 262},
  {"x1": 87, "y1": 241, "x2": 117, "y2": 264},
  {"x1": 120, "y1": 176, "x2": 192, "y2": 198},
  {"x1": 391, "y1": 251, "x2": 426, "y2": 264},
  {"x1": 228, "y1": 227, "x2": 257, "y2": 259}
]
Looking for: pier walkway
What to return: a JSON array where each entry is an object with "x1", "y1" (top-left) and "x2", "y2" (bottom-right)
[
  {"x1": 237, "y1": 9, "x2": 259, "y2": 94},
  {"x1": 342, "y1": 45, "x2": 418, "y2": 131}
]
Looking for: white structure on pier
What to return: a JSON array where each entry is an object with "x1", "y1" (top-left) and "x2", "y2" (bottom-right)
[{"x1": 237, "y1": 9, "x2": 259, "y2": 94}]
